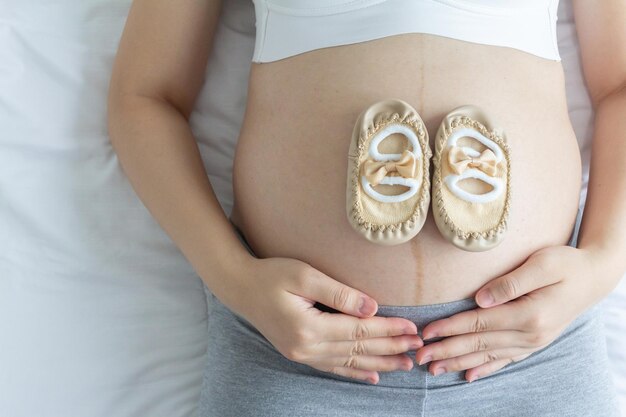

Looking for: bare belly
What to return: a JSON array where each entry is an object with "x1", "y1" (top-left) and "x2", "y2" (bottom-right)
[{"x1": 230, "y1": 33, "x2": 582, "y2": 306}]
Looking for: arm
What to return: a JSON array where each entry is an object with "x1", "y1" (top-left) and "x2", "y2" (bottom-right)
[
  {"x1": 107, "y1": 0, "x2": 250, "y2": 306},
  {"x1": 413, "y1": 0, "x2": 626, "y2": 381},
  {"x1": 574, "y1": 0, "x2": 626, "y2": 289},
  {"x1": 107, "y1": 0, "x2": 421, "y2": 384}
]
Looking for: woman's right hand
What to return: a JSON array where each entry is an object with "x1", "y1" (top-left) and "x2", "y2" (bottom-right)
[{"x1": 224, "y1": 256, "x2": 424, "y2": 385}]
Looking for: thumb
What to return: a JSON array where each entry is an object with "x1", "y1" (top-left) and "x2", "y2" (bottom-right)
[
  {"x1": 303, "y1": 268, "x2": 378, "y2": 317},
  {"x1": 475, "y1": 256, "x2": 555, "y2": 308},
  {"x1": 476, "y1": 268, "x2": 527, "y2": 308}
]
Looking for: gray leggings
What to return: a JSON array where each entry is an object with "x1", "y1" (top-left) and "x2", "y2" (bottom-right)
[{"x1": 198, "y1": 221, "x2": 620, "y2": 417}]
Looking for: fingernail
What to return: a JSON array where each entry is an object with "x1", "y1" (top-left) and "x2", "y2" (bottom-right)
[
  {"x1": 468, "y1": 374, "x2": 480, "y2": 383},
  {"x1": 367, "y1": 376, "x2": 378, "y2": 384},
  {"x1": 432, "y1": 366, "x2": 446, "y2": 376},
  {"x1": 477, "y1": 290, "x2": 495, "y2": 307},
  {"x1": 419, "y1": 355, "x2": 433, "y2": 365},
  {"x1": 359, "y1": 297, "x2": 377, "y2": 316},
  {"x1": 423, "y1": 332, "x2": 438, "y2": 341}
]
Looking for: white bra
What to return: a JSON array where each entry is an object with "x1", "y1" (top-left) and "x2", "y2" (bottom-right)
[{"x1": 251, "y1": 0, "x2": 561, "y2": 63}]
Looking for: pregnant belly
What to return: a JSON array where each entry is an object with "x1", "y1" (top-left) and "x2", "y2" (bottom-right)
[{"x1": 230, "y1": 33, "x2": 582, "y2": 305}]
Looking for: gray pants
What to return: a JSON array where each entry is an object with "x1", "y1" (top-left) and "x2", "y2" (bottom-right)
[{"x1": 198, "y1": 221, "x2": 620, "y2": 416}]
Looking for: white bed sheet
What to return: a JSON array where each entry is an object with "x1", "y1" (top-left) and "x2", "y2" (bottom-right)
[
  {"x1": 0, "y1": 0, "x2": 623, "y2": 416},
  {"x1": 0, "y1": 1, "x2": 211, "y2": 416}
]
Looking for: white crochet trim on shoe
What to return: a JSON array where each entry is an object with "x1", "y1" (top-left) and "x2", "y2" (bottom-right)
[
  {"x1": 360, "y1": 122, "x2": 424, "y2": 203},
  {"x1": 370, "y1": 123, "x2": 422, "y2": 161},
  {"x1": 446, "y1": 127, "x2": 504, "y2": 162},
  {"x1": 444, "y1": 127, "x2": 505, "y2": 203},
  {"x1": 361, "y1": 175, "x2": 421, "y2": 203},
  {"x1": 444, "y1": 169, "x2": 504, "y2": 203}
]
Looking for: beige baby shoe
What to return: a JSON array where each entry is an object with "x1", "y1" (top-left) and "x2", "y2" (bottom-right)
[
  {"x1": 346, "y1": 98, "x2": 431, "y2": 245},
  {"x1": 432, "y1": 105, "x2": 511, "y2": 251}
]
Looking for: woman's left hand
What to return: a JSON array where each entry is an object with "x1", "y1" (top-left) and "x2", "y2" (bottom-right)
[{"x1": 414, "y1": 245, "x2": 611, "y2": 383}]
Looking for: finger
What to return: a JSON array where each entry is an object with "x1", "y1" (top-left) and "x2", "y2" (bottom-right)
[
  {"x1": 299, "y1": 266, "x2": 380, "y2": 317},
  {"x1": 317, "y1": 312, "x2": 419, "y2": 341},
  {"x1": 422, "y1": 302, "x2": 523, "y2": 340},
  {"x1": 314, "y1": 334, "x2": 423, "y2": 358},
  {"x1": 415, "y1": 330, "x2": 528, "y2": 365},
  {"x1": 474, "y1": 257, "x2": 561, "y2": 308},
  {"x1": 464, "y1": 358, "x2": 512, "y2": 382},
  {"x1": 313, "y1": 353, "x2": 414, "y2": 373},
  {"x1": 428, "y1": 347, "x2": 532, "y2": 375},
  {"x1": 323, "y1": 367, "x2": 380, "y2": 384},
  {"x1": 465, "y1": 353, "x2": 531, "y2": 382}
]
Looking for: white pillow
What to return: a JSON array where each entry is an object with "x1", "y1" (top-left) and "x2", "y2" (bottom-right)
[
  {"x1": 0, "y1": 0, "x2": 258, "y2": 415},
  {"x1": 0, "y1": 1, "x2": 237, "y2": 416}
]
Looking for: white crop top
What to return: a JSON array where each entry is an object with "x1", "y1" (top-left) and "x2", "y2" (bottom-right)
[{"x1": 251, "y1": 0, "x2": 561, "y2": 63}]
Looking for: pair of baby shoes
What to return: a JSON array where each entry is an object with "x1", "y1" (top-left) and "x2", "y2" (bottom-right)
[{"x1": 346, "y1": 98, "x2": 511, "y2": 251}]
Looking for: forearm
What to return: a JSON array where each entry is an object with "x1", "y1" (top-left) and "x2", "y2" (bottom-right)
[
  {"x1": 107, "y1": 95, "x2": 253, "y2": 302},
  {"x1": 577, "y1": 88, "x2": 626, "y2": 292}
]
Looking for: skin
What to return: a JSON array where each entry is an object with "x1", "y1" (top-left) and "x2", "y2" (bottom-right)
[{"x1": 107, "y1": 0, "x2": 625, "y2": 386}]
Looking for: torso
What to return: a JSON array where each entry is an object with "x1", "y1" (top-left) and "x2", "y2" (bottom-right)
[{"x1": 231, "y1": 33, "x2": 582, "y2": 305}]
